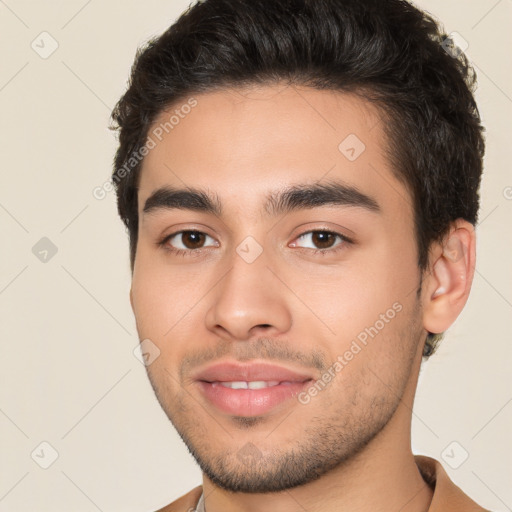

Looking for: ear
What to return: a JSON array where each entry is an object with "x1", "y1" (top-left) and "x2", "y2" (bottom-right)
[
  {"x1": 129, "y1": 287, "x2": 134, "y2": 312},
  {"x1": 422, "y1": 219, "x2": 476, "y2": 334}
]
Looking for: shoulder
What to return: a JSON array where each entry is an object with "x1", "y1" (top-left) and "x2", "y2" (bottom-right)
[{"x1": 154, "y1": 486, "x2": 203, "y2": 512}]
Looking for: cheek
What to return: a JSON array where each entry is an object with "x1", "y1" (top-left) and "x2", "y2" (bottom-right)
[
  {"x1": 315, "y1": 299, "x2": 419, "y2": 413},
  {"x1": 131, "y1": 256, "x2": 216, "y2": 374},
  {"x1": 283, "y1": 252, "x2": 419, "y2": 363},
  {"x1": 131, "y1": 269, "x2": 170, "y2": 337},
  {"x1": 282, "y1": 265, "x2": 404, "y2": 341},
  {"x1": 131, "y1": 248, "x2": 206, "y2": 336}
]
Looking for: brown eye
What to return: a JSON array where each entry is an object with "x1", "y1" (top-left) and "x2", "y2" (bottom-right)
[
  {"x1": 166, "y1": 230, "x2": 217, "y2": 251},
  {"x1": 311, "y1": 231, "x2": 337, "y2": 249},
  {"x1": 291, "y1": 230, "x2": 347, "y2": 252},
  {"x1": 181, "y1": 231, "x2": 206, "y2": 249}
]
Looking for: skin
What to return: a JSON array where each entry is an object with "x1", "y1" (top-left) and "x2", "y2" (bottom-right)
[{"x1": 130, "y1": 84, "x2": 475, "y2": 512}]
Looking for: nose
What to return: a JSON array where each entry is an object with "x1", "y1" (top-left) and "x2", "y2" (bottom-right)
[{"x1": 204, "y1": 248, "x2": 292, "y2": 342}]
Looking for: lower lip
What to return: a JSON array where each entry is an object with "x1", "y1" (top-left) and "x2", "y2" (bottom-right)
[{"x1": 197, "y1": 381, "x2": 311, "y2": 417}]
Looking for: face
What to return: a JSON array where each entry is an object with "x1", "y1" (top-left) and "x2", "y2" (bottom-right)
[{"x1": 130, "y1": 84, "x2": 427, "y2": 492}]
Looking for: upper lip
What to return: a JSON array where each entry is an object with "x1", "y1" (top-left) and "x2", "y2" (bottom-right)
[{"x1": 192, "y1": 361, "x2": 314, "y2": 383}]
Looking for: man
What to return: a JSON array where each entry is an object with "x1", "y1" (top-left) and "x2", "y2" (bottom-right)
[{"x1": 110, "y1": 0, "x2": 488, "y2": 510}]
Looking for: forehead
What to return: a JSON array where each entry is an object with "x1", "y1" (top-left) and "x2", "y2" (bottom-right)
[{"x1": 138, "y1": 84, "x2": 411, "y2": 221}]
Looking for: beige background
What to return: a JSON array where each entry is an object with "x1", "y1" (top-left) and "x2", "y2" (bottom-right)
[{"x1": 0, "y1": 0, "x2": 511, "y2": 510}]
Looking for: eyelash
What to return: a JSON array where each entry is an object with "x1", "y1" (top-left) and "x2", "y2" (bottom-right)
[{"x1": 158, "y1": 229, "x2": 353, "y2": 258}]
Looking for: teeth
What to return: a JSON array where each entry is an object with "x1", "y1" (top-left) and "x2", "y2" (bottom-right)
[
  {"x1": 248, "y1": 380, "x2": 279, "y2": 389},
  {"x1": 217, "y1": 381, "x2": 281, "y2": 389},
  {"x1": 222, "y1": 381, "x2": 248, "y2": 389}
]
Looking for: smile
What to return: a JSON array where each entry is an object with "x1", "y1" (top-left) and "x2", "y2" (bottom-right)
[{"x1": 192, "y1": 361, "x2": 314, "y2": 417}]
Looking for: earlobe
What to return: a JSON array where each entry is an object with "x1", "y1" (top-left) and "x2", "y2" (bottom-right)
[{"x1": 422, "y1": 220, "x2": 476, "y2": 334}]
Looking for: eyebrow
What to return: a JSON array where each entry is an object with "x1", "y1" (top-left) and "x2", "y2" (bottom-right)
[
  {"x1": 264, "y1": 181, "x2": 380, "y2": 216},
  {"x1": 143, "y1": 187, "x2": 222, "y2": 216},
  {"x1": 142, "y1": 181, "x2": 381, "y2": 217}
]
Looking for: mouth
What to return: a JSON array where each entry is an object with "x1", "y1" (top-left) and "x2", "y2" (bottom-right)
[{"x1": 193, "y1": 362, "x2": 314, "y2": 417}]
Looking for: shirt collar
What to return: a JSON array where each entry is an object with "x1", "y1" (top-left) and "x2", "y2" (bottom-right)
[{"x1": 414, "y1": 455, "x2": 488, "y2": 511}]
